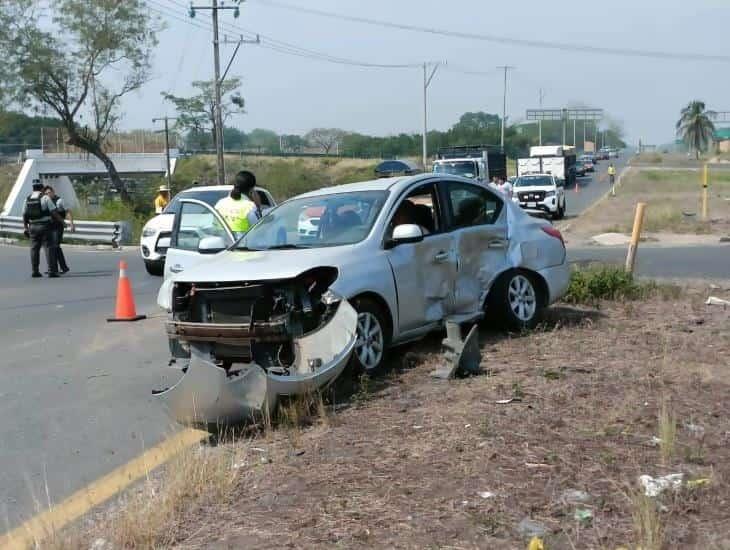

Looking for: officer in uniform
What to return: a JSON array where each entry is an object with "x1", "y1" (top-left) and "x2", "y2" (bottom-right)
[
  {"x1": 45, "y1": 185, "x2": 75, "y2": 273},
  {"x1": 22, "y1": 180, "x2": 63, "y2": 278},
  {"x1": 608, "y1": 163, "x2": 616, "y2": 185},
  {"x1": 215, "y1": 171, "x2": 262, "y2": 238}
]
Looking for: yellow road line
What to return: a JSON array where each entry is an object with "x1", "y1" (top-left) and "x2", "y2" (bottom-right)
[{"x1": 0, "y1": 428, "x2": 209, "y2": 550}]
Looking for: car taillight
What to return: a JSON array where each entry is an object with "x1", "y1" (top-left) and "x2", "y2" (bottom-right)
[{"x1": 541, "y1": 226, "x2": 564, "y2": 246}]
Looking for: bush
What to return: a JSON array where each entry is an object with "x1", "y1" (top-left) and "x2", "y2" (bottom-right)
[{"x1": 563, "y1": 265, "x2": 679, "y2": 304}]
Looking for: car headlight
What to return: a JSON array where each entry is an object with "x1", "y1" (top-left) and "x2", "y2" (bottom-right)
[
  {"x1": 545, "y1": 190, "x2": 556, "y2": 197},
  {"x1": 142, "y1": 227, "x2": 156, "y2": 237}
]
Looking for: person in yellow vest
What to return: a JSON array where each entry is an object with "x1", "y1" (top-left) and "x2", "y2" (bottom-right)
[
  {"x1": 215, "y1": 170, "x2": 262, "y2": 237},
  {"x1": 607, "y1": 163, "x2": 616, "y2": 185},
  {"x1": 154, "y1": 185, "x2": 170, "y2": 214}
]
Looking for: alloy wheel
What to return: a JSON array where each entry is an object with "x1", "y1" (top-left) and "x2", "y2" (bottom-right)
[
  {"x1": 508, "y1": 274, "x2": 537, "y2": 322},
  {"x1": 355, "y1": 311, "x2": 384, "y2": 371}
]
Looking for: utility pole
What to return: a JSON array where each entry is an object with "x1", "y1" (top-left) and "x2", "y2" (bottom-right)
[
  {"x1": 422, "y1": 62, "x2": 440, "y2": 171},
  {"x1": 561, "y1": 108, "x2": 568, "y2": 146},
  {"x1": 573, "y1": 119, "x2": 577, "y2": 147},
  {"x1": 189, "y1": 0, "x2": 243, "y2": 186},
  {"x1": 152, "y1": 116, "x2": 177, "y2": 191},
  {"x1": 582, "y1": 120, "x2": 586, "y2": 151},
  {"x1": 497, "y1": 65, "x2": 514, "y2": 150},
  {"x1": 538, "y1": 88, "x2": 546, "y2": 146}
]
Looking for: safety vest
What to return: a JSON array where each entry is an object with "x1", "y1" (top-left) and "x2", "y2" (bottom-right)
[
  {"x1": 215, "y1": 196, "x2": 255, "y2": 233},
  {"x1": 25, "y1": 193, "x2": 49, "y2": 223},
  {"x1": 608, "y1": 166, "x2": 616, "y2": 176}
]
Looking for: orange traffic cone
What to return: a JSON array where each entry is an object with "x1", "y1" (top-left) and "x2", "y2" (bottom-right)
[{"x1": 107, "y1": 260, "x2": 146, "y2": 322}]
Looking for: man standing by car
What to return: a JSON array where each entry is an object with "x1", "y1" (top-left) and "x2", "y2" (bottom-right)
[
  {"x1": 154, "y1": 185, "x2": 170, "y2": 214},
  {"x1": 44, "y1": 185, "x2": 74, "y2": 273},
  {"x1": 215, "y1": 170, "x2": 262, "y2": 237},
  {"x1": 22, "y1": 180, "x2": 63, "y2": 278}
]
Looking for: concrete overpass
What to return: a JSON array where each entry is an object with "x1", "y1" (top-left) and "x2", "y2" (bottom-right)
[{"x1": 1, "y1": 149, "x2": 178, "y2": 217}]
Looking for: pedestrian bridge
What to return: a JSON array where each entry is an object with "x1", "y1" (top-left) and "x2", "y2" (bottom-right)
[{"x1": 1, "y1": 150, "x2": 178, "y2": 217}]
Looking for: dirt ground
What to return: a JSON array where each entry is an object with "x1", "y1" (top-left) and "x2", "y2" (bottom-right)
[
  {"x1": 107, "y1": 286, "x2": 730, "y2": 550},
  {"x1": 564, "y1": 167, "x2": 730, "y2": 240}
]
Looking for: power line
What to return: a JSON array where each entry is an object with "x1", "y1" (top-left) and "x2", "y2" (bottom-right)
[{"x1": 253, "y1": 0, "x2": 730, "y2": 63}]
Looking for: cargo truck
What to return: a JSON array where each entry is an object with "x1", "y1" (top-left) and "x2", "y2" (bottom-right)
[{"x1": 432, "y1": 145, "x2": 507, "y2": 183}]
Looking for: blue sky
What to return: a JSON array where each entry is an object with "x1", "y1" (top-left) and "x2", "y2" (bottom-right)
[{"x1": 120, "y1": 0, "x2": 730, "y2": 144}]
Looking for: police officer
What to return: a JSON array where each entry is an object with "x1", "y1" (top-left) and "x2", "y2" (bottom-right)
[
  {"x1": 44, "y1": 185, "x2": 74, "y2": 273},
  {"x1": 215, "y1": 171, "x2": 262, "y2": 238},
  {"x1": 22, "y1": 180, "x2": 63, "y2": 278}
]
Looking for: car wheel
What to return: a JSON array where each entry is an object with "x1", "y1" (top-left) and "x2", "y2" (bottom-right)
[
  {"x1": 489, "y1": 270, "x2": 544, "y2": 331},
  {"x1": 144, "y1": 260, "x2": 164, "y2": 276},
  {"x1": 350, "y1": 296, "x2": 390, "y2": 374}
]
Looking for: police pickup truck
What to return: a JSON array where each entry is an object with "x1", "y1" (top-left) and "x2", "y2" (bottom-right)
[{"x1": 511, "y1": 173, "x2": 566, "y2": 220}]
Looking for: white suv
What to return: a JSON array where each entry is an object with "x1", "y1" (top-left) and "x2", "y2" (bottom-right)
[
  {"x1": 140, "y1": 185, "x2": 275, "y2": 275},
  {"x1": 512, "y1": 173, "x2": 566, "y2": 220}
]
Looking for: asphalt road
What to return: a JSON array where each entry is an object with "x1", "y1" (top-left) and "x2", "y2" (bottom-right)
[{"x1": 0, "y1": 151, "x2": 721, "y2": 534}]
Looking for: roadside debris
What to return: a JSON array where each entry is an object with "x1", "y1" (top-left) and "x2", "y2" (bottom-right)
[
  {"x1": 706, "y1": 296, "x2": 730, "y2": 307},
  {"x1": 527, "y1": 536, "x2": 545, "y2": 550},
  {"x1": 573, "y1": 508, "x2": 593, "y2": 525},
  {"x1": 478, "y1": 491, "x2": 496, "y2": 499},
  {"x1": 496, "y1": 397, "x2": 522, "y2": 404},
  {"x1": 687, "y1": 478, "x2": 711, "y2": 489},
  {"x1": 561, "y1": 489, "x2": 591, "y2": 505},
  {"x1": 639, "y1": 473, "x2": 684, "y2": 497},
  {"x1": 430, "y1": 322, "x2": 481, "y2": 379},
  {"x1": 518, "y1": 517, "x2": 548, "y2": 538}
]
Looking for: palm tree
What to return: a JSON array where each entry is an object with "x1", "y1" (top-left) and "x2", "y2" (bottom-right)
[{"x1": 676, "y1": 101, "x2": 716, "y2": 159}]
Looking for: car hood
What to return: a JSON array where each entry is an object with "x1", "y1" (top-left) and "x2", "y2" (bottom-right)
[
  {"x1": 172, "y1": 245, "x2": 354, "y2": 283},
  {"x1": 143, "y1": 213, "x2": 175, "y2": 233},
  {"x1": 514, "y1": 186, "x2": 557, "y2": 193}
]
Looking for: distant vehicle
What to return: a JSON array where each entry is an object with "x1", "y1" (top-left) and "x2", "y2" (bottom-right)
[
  {"x1": 517, "y1": 145, "x2": 577, "y2": 189},
  {"x1": 573, "y1": 161, "x2": 587, "y2": 177},
  {"x1": 608, "y1": 148, "x2": 619, "y2": 159},
  {"x1": 139, "y1": 185, "x2": 276, "y2": 276},
  {"x1": 374, "y1": 159, "x2": 420, "y2": 178},
  {"x1": 512, "y1": 173, "x2": 566, "y2": 220},
  {"x1": 578, "y1": 155, "x2": 595, "y2": 172},
  {"x1": 432, "y1": 145, "x2": 507, "y2": 183}
]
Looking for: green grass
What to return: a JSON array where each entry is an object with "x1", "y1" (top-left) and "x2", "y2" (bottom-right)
[{"x1": 564, "y1": 265, "x2": 681, "y2": 305}]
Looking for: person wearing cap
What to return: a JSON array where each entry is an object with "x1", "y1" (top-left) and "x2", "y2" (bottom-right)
[
  {"x1": 154, "y1": 185, "x2": 170, "y2": 214},
  {"x1": 22, "y1": 180, "x2": 63, "y2": 278},
  {"x1": 44, "y1": 185, "x2": 74, "y2": 274},
  {"x1": 215, "y1": 170, "x2": 262, "y2": 238}
]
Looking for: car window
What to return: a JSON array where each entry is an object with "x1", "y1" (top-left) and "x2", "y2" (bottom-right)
[
  {"x1": 388, "y1": 183, "x2": 441, "y2": 237},
  {"x1": 164, "y1": 189, "x2": 229, "y2": 214},
  {"x1": 174, "y1": 202, "x2": 229, "y2": 251},
  {"x1": 445, "y1": 182, "x2": 503, "y2": 229}
]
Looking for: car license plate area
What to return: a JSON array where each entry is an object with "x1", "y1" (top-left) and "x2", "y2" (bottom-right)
[{"x1": 527, "y1": 201, "x2": 537, "y2": 208}]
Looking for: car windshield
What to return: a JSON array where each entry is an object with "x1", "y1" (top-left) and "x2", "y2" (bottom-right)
[
  {"x1": 433, "y1": 161, "x2": 477, "y2": 178},
  {"x1": 238, "y1": 190, "x2": 389, "y2": 250},
  {"x1": 515, "y1": 175, "x2": 554, "y2": 187},
  {"x1": 164, "y1": 189, "x2": 229, "y2": 214}
]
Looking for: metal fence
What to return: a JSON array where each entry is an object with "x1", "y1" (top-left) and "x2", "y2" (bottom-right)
[{"x1": 0, "y1": 216, "x2": 131, "y2": 247}]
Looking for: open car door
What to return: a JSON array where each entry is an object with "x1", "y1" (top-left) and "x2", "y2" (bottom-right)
[{"x1": 163, "y1": 198, "x2": 234, "y2": 280}]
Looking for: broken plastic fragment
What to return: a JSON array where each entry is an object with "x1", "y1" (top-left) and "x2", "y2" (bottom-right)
[
  {"x1": 706, "y1": 296, "x2": 730, "y2": 306},
  {"x1": 639, "y1": 473, "x2": 683, "y2": 497},
  {"x1": 527, "y1": 536, "x2": 544, "y2": 550}
]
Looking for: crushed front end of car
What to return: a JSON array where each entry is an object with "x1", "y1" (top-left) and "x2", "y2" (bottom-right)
[{"x1": 153, "y1": 267, "x2": 357, "y2": 425}]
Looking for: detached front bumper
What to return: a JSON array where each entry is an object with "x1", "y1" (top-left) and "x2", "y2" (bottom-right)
[{"x1": 154, "y1": 299, "x2": 358, "y2": 425}]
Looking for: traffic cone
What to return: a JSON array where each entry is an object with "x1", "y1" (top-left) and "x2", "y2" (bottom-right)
[
  {"x1": 574, "y1": 178, "x2": 579, "y2": 193},
  {"x1": 107, "y1": 260, "x2": 146, "y2": 322}
]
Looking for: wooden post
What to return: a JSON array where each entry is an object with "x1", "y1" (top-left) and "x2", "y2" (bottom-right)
[
  {"x1": 625, "y1": 202, "x2": 647, "y2": 274},
  {"x1": 701, "y1": 163, "x2": 709, "y2": 221}
]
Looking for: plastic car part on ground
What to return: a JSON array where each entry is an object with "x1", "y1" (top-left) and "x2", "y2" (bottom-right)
[
  {"x1": 639, "y1": 473, "x2": 684, "y2": 497},
  {"x1": 154, "y1": 298, "x2": 358, "y2": 425}
]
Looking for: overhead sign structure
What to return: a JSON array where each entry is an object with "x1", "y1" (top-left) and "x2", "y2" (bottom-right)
[
  {"x1": 526, "y1": 108, "x2": 603, "y2": 121},
  {"x1": 709, "y1": 111, "x2": 730, "y2": 124}
]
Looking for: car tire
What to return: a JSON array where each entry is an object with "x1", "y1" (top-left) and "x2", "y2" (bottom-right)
[
  {"x1": 144, "y1": 260, "x2": 164, "y2": 276},
  {"x1": 349, "y1": 296, "x2": 390, "y2": 374},
  {"x1": 488, "y1": 269, "x2": 545, "y2": 331}
]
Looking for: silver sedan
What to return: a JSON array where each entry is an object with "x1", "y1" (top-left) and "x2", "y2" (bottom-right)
[{"x1": 155, "y1": 174, "x2": 570, "y2": 424}]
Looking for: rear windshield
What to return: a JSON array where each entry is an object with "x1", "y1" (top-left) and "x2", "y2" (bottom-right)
[
  {"x1": 515, "y1": 175, "x2": 554, "y2": 187},
  {"x1": 163, "y1": 189, "x2": 229, "y2": 214}
]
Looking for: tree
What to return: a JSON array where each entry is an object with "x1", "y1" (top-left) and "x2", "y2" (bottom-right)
[
  {"x1": 0, "y1": 1, "x2": 160, "y2": 201},
  {"x1": 247, "y1": 129, "x2": 280, "y2": 153},
  {"x1": 0, "y1": 111, "x2": 63, "y2": 154},
  {"x1": 162, "y1": 79, "x2": 245, "y2": 151},
  {"x1": 305, "y1": 128, "x2": 346, "y2": 155},
  {"x1": 677, "y1": 100, "x2": 716, "y2": 159}
]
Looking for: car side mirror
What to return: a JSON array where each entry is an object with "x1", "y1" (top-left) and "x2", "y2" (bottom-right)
[
  {"x1": 157, "y1": 236, "x2": 171, "y2": 249},
  {"x1": 198, "y1": 235, "x2": 227, "y2": 254},
  {"x1": 389, "y1": 224, "x2": 424, "y2": 247}
]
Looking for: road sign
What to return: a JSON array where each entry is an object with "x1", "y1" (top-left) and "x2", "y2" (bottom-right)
[{"x1": 526, "y1": 108, "x2": 603, "y2": 121}]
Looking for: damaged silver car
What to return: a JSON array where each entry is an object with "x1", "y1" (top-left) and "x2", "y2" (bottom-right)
[{"x1": 155, "y1": 175, "x2": 571, "y2": 425}]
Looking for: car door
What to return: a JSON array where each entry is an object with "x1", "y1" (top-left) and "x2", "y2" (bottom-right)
[
  {"x1": 163, "y1": 199, "x2": 234, "y2": 280},
  {"x1": 384, "y1": 181, "x2": 457, "y2": 333},
  {"x1": 444, "y1": 180, "x2": 509, "y2": 315}
]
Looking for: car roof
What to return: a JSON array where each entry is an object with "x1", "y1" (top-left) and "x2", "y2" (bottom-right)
[
  {"x1": 294, "y1": 174, "x2": 432, "y2": 199},
  {"x1": 375, "y1": 159, "x2": 419, "y2": 169},
  {"x1": 180, "y1": 185, "x2": 231, "y2": 192}
]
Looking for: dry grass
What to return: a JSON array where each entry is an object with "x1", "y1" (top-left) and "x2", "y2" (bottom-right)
[
  {"x1": 631, "y1": 491, "x2": 664, "y2": 550},
  {"x1": 565, "y1": 167, "x2": 730, "y2": 237},
  {"x1": 51, "y1": 286, "x2": 730, "y2": 548},
  {"x1": 658, "y1": 398, "x2": 678, "y2": 464}
]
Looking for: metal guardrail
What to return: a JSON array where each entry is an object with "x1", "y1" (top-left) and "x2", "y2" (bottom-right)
[{"x1": 0, "y1": 215, "x2": 131, "y2": 247}]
